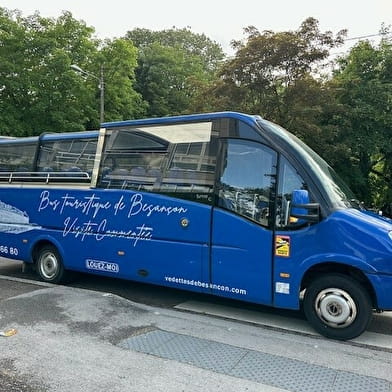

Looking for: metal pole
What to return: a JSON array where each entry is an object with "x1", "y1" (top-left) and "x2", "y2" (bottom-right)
[{"x1": 99, "y1": 65, "x2": 104, "y2": 123}]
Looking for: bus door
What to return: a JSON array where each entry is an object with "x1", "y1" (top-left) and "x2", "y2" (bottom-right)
[
  {"x1": 272, "y1": 156, "x2": 318, "y2": 309},
  {"x1": 211, "y1": 139, "x2": 278, "y2": 304}
]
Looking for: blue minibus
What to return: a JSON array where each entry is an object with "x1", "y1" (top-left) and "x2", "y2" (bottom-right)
[{"x1": 0, "y1": 112, "x2": 391, "y2": 340}]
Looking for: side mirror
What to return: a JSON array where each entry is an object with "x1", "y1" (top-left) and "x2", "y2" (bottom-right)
[{"x1": 290, "y1": 189, "x2": 320, "y2": 224}]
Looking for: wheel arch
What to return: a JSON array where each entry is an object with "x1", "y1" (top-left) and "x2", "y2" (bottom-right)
[
  {"x1": 31, "y1": 237, "x2": 64, "y2": 266},
  {"x1": 300, "y1": 262, "x2": 378, "y2": 309}
]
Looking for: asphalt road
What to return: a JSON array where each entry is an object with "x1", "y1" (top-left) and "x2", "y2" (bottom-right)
[
  {"x1": 1, "y1": 258, "x2": 392, "y2": 392},
  {"x1": 1, "y1": 258, "x2": 391, "y2": 337}
]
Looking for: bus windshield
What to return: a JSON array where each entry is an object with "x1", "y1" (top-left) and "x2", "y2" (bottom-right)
[{"x1": 257, "y1": 119, "x2": 360, "y2": 210}]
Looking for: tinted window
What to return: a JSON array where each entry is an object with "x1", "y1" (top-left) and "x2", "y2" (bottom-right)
[
  {"x1": 276, "y1": 156, "x2": 308, "y2": 229},
  {"x1": 37, "y1": 138, "x2": 97, "y2": 173},
  {"x1": 258, "y1": 119, "x2": 356, "y2": 209},
  {"x1": 217, "y1": 139, "x2": 277, "y2": 227},
  {"x1": 0, "y1": 142, "x2": 36, "y2": 172},
  {"x1": 98, "y1": 122, "x2": 217, "y2": 203}
]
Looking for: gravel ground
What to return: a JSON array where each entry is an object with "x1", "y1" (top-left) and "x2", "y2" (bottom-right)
[{"x1": 0, "y1": 360, "x2": 46, "y2": 392}]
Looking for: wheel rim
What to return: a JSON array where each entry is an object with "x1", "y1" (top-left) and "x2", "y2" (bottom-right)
[
  {"x1": 39, "y1": 251, "x2": 59, "y2": 280},
  {"x1": 314, "y1": 288, "x2": 357, "y2": 328}
]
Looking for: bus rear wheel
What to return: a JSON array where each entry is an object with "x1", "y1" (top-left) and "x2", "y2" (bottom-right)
[
  {"x1": 303, "y1": 274, "x2": 372, "y2": 340},
  {"x1": 36, "y1": 245, "x2": 65, "y2": 284}
]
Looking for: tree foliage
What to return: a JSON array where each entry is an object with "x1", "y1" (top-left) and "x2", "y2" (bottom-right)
[
  {"x1": 327, "y1": 36, "x2": 392, "y2": 205},
  {"x1": 134, "y1": 42, "x2": 212, "y2": 117},
  {"x1": 0, "y1": 8, "x2": 143, "y2": 135},
  {"x1": 206, "y1": 18, "x2": 346, "y2": 122},
  {"x1": 126, "y1": 27, "x2": 224, "y2": 72},
  {"x1": 126, "y1": 27, "x2": 224, "y2": 117},
  {"x1": 98, "y1": 38, "x2": 146, "y2": 123}
]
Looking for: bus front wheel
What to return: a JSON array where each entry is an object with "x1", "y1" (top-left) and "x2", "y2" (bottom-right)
[
  {"x1": 303, "y1": 274, "x2": 372, "y2": 340},
  {"x1": 36, "y1": 245, "x2": 65, "y2": 284}
]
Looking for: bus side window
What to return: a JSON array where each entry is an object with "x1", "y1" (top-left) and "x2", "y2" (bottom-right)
[
  {"x1": 98, "y1": 122, "x2": 217, "y2": 203},
  {"x1": 276, "y1": 156, "x2": 309, "y2": 229},
  {"x1": 37, "y1": 139, "x2": 97, "y2": 173},
  {"x1": 0, "y1": 142, "x2": 36, "y2": 172},
  {"x1": 217, "y1": 139, "x2": 277, "y2": 228}
]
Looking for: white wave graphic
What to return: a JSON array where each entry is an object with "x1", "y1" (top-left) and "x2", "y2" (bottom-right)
[{"x1": 0, "y1": 200, "x2": 40, "y2": 233}]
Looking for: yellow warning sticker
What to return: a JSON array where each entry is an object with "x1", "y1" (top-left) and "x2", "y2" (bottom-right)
[{"x1": 275, "y1": 235, "x2": 291, "y2": 257}]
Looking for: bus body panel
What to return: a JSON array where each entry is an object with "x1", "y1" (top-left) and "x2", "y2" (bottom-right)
[
  {"x1": 0, "y1": 187, "x2": 212, "y2": 291},
  {"x1": 211, "y1": 208, "x2": 274, "y2": 304},
  {"x1": 273, "y1": 209, "x2": 392, "y2": 310},
  {"x1": 365, "y1": 273, "x2": 392, "y2": 310}
]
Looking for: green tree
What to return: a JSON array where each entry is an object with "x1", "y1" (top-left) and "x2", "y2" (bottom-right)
[
  {"x1": 102, "y1": 38, "x2": 147, "y2": 121},
  {"x1": 126, "y1": 27, "x2": 224, "y2": 72},
  {"x1": 328, "y1": 35, "x2": 392, "y2": 206},
  {"x1": 208, "y1": 18, "x2": 346, "y2": 121},
  {"x1": 135, "y1": 42, "x2": 209, "y2": 116},
  {"x1": 77, "y1": 37, "x2": 147, "y2": 126},
  {"x1": 126, "y1": 27, "x2": 224, "y2": 117},
  {"x1": 0, "y1": 8, "x2": 144, "y2": 135},
  {"x1": 0, "y1": 9, "x2": 99, "y2": 135},
  {"x1": 0, "y1": 8, "x2": 29, "y2": 135}
]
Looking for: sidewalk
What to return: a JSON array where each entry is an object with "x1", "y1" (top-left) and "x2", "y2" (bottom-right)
[{"x1": 0, "y1": 276, "x2": 391, "y2": 392}]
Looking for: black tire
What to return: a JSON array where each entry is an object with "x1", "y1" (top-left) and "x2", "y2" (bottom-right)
[
  {"x1": 35, "y1": 245, "x2": 66, "y2": 284},
  {"x1": 303, "y1": 274, "x2": 372, "y2": 340}
]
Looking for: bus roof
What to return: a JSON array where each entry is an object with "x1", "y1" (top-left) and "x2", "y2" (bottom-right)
[
  {"x1": 102, "y1": 112, "x2": 261, "y2": 129},
  {"x1": 0, "y1": 130, "x2": 99, "y2": 145}
]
